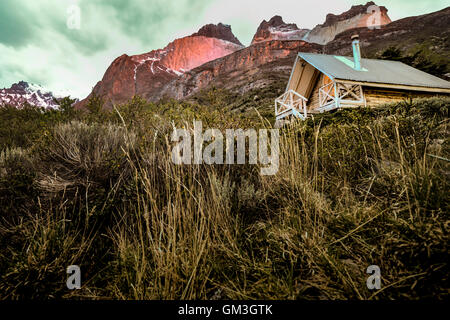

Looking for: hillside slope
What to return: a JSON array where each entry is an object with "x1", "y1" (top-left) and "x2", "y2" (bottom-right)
[{"x1": 325, "y1": 5, "x2": 450, "y2": 69}]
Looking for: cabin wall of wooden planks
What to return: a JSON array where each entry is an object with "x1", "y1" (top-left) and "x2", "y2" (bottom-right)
[
  {"x1": 306, "y1": 73, "x2": 327, "y2": 111},
  {"x1": 304, "y1": 73, "x2": 449, "y2": 112},
  {"x1": 363, "y1": 87, "x2": 440, "y2": 106}
]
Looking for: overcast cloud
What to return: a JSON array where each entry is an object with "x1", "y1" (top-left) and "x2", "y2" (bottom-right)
[{"x1": 0, "y1": 0, "x2": 448, "y2": 98}]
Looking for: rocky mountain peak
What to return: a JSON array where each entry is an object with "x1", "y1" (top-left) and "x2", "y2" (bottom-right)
[
  {"x1": 251, "y1": 15, "x2": 309, "y2": 45},
  {"x1": 322, "y1": 1, "x2": 389, "y2": 27},
  {"x1": 304, "y1": 1, "x2": 391, "y2": 45},
  {"x1": 192, "y1": 23, "x2": 243, "y2": 46},
  {"x1": 10, "y1": 81, "x2": 30, "y2": 91},
  {"x1": 266, "y1": 15, "x2": 288, "y2": 27}
]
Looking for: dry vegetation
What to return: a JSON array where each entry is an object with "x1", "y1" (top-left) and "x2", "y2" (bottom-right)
[{"x1": 0, "y1": 92, "x2": 448, "y2": 299}]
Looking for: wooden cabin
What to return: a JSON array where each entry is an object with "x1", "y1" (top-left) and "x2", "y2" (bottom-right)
[{"x1": 275, "y1": 35, "x2": 450, "y2": 121}]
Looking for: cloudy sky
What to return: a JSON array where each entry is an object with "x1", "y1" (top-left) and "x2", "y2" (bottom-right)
[{"x1": 0, "y1": 0, "x2": 448, "y2": 98}]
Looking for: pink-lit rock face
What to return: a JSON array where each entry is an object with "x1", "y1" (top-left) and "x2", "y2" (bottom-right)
[
  {"x1": 304, "y1": 1, "x2": 391, "y2": 45},
  {"x1": 78, "y1": 38, "x2": 321, "y2": 109},
  {"x1": 160, "y1": 36, "x2": 244, "y2": 72},
  {"x1": 84, "y1": 54, "x2": 139, "y2": 109},
  {"x1": 76, "y1": 24, "x2": 244, "y2": 109},
  {"x1": 158, "y1": 40, "x2": 322, "y2": 100}
]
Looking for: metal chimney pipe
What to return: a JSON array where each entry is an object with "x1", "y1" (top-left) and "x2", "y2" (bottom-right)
[{"x1": 351, "y1": 34, "x2": 362, "y2": 71}]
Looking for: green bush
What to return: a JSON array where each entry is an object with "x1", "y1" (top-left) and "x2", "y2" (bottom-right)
[{"x1": 0, "y1": 147, "x2": 36, "y2": 220}]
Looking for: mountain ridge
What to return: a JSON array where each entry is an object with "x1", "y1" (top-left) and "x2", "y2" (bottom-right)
[
  {"x1": 33, "y1": 3, "x2": 448, "y2": 109},
  {"x1": 0, "y1": 81, "x2": 61, "y2": 109},
  {"x1": 77, "y1": 23, "x2": 244, "y2": 109},
  {"x1": 76, "y1": 1, "x2": 397, "y2": 109}
]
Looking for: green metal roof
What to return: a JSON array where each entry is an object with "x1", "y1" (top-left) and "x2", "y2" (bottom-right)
[{"x1": 298, "y1": 52, "x2": 450, "y2": 90}]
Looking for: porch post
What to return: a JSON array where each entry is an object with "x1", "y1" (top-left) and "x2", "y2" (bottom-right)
[
  {"x1": 304, "y1": 100, "x2": 307, "y2": 118},
  {"x1": 334, "y1": 81, "x2": 339, "y2": 109}
]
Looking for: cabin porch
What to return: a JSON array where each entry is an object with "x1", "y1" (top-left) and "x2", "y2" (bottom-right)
[
  {"x1": 314, "y1": 81, "x2": 365, "y2": 113},
  {"x1": 275, "y1": 79, "x2": 366, "y2": 121},
  {"x1": 275, "y1": 89, "x2": 308, "y2": 120}
]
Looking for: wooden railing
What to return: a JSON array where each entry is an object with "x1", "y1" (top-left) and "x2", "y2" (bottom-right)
[
  {"x1": 317, "y1": 82, "x2": 365, "y2": 112},
  {"x1": 318, "y1": 82, "x2": 336, "y2": 109},
  {"x1": 275, "y1": 90, "x2": 308, "y2": 120},
  {"x1": 336, "y1": 83, "x2": 364, "y2": 104}
]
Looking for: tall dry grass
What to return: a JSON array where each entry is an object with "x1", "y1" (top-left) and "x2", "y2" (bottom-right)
[{"x1": 0, "y1": 97, "x2": 448, "y2": 299}]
